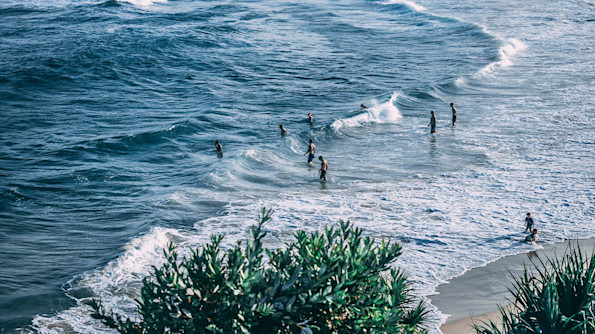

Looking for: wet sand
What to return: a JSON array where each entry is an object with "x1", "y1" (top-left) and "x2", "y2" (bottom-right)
[{"x1": 431, "y1": 237, "x2": 595, "y2": 334}]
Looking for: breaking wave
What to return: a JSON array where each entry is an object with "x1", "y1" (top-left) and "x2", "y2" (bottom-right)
[{"x1": 331, "y1": 92, "x2": 402, "y2": 130}]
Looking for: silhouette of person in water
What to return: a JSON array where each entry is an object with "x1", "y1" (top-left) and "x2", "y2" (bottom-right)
[
  {"x1": 215, "y1": 140, "x2": 223, "y2": 158},
  {"x1": 279, "y1": 124, "x2": 288, "y2": 135},
  {"x1": 450, "y1": 102, "x2": 457, "y2": 126},
  {"x1": 428, "y1": 110, "x2": 437, "y2": 133},
  {"x1": 525, "y1": 212, "x2": 534, "y2": 232},
  {"x1": 308, "y1": 113, "x2": 313, "y2": 123},
  {"x1": 319, "y1": 156, "x2": 328, "y2": 182},
  {"x1": 360, "y1": 104, "x2": 367, "y2": 109},
  {"x1": 304, "y1": 139, "x2": 315, "y2": 164}
]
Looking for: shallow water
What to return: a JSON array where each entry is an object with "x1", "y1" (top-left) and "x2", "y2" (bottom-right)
[{"x1": 0, "y1": 0, "x2": 593, "y2": 332}]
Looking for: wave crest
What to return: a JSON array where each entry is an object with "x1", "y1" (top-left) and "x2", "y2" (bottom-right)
[
  {"x1": 332, "y1": 92, "x2": 402, "y2": 130},
  {"x1": 31, "y1": 227, "x2": 201, "y2": 333},
  {"x1": 456, "y1": 36, "x2": 527, "y2": 87},
  {"x1": 477, "y1": 38, "x2": 527, "y2": 77},
  {"x1": 382, "y1": 0, "x2": 426, "y2": 12},
  {"x1": 117, "y1": 0, "x2": 167, "y2": 7}
]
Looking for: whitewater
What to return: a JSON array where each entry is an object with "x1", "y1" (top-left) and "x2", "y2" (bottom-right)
[{"x1": 0, "y1": 0, "x2": 593, "y2": 333}]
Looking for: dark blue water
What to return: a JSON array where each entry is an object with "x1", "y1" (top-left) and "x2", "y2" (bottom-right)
[{"x1": 1, "y1": 0, "x2": 593, "y2": 332}]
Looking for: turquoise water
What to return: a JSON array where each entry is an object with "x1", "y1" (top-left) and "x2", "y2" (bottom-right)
[{"x1": 0, "y1": 0, "x2": 593, "y2": 332}]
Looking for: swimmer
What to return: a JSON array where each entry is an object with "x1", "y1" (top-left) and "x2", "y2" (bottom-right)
[
  {"x1": 319, "y1": 155, "x2": 328, "y2": 182},
  {"x1": 215, "y1": 140, "x2": 223, "y2": 158},
  {"x1": 450, "y1": 103, "x2": 457, "y2": 126},
  {"x1": 428, "y1": 110, "x2": 437, "y2": 133},
  {"x1": 307, "y1": 113, "x2": 313, "y2": 123},
  {"x1": 524, "y1": 229, "x2": 538, "y2": 242},
  {"x1": 525, "y1": 212, "x2": 534, "y2": 232},
  {"x1": 304, "y1": 139, "x2": 315, "y2": 164},
  {"x1": 279, "y1": 124, "x2": 288, "y2": 135},
  {"x1": 360, "y1": 104, "x2": 367, "y2": 109}
]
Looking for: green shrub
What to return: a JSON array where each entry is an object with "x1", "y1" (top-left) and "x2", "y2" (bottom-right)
[
  {"x1": 474, "y1": 244, "x2": 595, "y2": 334},
  {"x1": 89, "y1": 208, "x2": 428, "y2": 334}
]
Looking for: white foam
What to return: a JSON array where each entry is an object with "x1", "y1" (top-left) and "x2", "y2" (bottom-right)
[
  {"x1": 451, "y1": 24, "x2": 527, "y2": 87},
  {"x1": 30, "y1": 172, "x2": 594, "y2": 334},
  {"x1": 31, "y1": 227, "x2": 205, "y2": 334},
  {"x1": 331, "y1": 92, "x2": 402, "y2": 129},
  {"x1": 382, "y1": 0, "x2": 427, "y2": 12},
  {"x1": 117, "y1": 0, "x2": 167, "y2": 7},
  {"x1": 477, "y1": 38, "x2": 527, "y2": 77},
  {"x1": 242, "y1": 149, "x2": 287, "y2": 165},
  {"x1": 289, "y1": 137, "x2": 302, "y2": 154}
]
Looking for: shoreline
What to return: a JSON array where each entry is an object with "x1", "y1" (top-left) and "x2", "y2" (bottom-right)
[
  {"x1": 431, "y1": 237, "x2": 595, "y2": 334},
  {"x1": 440, "y1": 309, "x2": 502, "y2": 334}
]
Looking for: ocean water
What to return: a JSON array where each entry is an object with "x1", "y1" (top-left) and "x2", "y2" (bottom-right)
[{"x1": 0, "y1": 0, "x2": 593, "y2": 332}]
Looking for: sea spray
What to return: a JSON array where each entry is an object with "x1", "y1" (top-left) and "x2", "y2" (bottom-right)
[{"x1": 331, "y1": 92, "x2": 403, "y2": 130}]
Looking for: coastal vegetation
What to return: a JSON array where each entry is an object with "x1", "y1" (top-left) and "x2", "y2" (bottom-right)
[
  {"x1": 89, "y1": 208, "x2": 428, "y2": 333},
  {"x1": 474, "y1": 245, "x2": 595, "y2": 334}
]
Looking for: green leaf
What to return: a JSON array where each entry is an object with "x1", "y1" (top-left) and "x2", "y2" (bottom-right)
[{"x1": 281, "y1": 265, "x2": 302, "y2": 291}]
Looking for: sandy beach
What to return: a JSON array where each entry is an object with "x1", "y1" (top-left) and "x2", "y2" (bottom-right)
[{"x1": 432, "y1": 237, "x2": 595, "y2": 334}]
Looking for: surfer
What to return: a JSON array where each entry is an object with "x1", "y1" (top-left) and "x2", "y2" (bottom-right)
[
  {"x1": 450, "y1": 102, "x2": 457, "y2": 126},
  {"x1": 524, "y1": 229, "x2": 538, "y2": 243},
  {"x1": 304, "y1": 139, "x2": 315, "y2": 164},
  {"x1": 428, "y1": 110, "x2": 437, "y2": 133},
  {"x1": 525, "y1": 212, "x2": 534, "y2": 232},
  {"x1": 319, "y1": 156, "x2": 328, "y2": 182},
  {"x1": 280, "y1": 124, "x2": 288, "y2": 135},
  {"x1": 360, "y1": 104, "x2": 367, "y2": 109},
  {"x1": 308, "y1": 113, "x2": 313, "y2": 123},
  {"x1": 215, "y1": 140, "x2": 223, "y2": 158}
]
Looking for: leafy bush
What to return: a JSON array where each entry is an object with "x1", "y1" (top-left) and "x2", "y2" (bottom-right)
[
  {"x1": 89, "y1": 208, "x2": 428, "y2": 334},
  {"x1": 474, "y1": 244, "x2": 595, "y2": 334}
]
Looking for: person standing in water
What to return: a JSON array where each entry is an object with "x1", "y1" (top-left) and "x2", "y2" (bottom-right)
[
  {"x1": 304, "y1": 139, "x2": 315, "y2": 164},
  {"x1": 525, "y1": 212, "x2": 534, "y2": 232},
  {"x1": 428, "y1": 110, "x2": 437, "y2": 133},
  {"x1": 307, "y1": 113, "x2": 313, "y2": 123},
  {"x1": 450, "y1": 103, "x2": 457, "y2": 126},
  {"x1": 319, "y1": 155, "x2": 328, "y2": 182},
  {"x1": 215, "y1": 140, "x2": 223, "y2": 158},
  {"x1": 279, "y1": 124, "x2": 288, "y2": 135}
]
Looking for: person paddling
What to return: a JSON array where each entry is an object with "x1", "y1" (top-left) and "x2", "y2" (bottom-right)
[
  {"x1": 525, "y1": 229, "x2": 538, "y2": 242},
  {"x1": 279, "y1": 124, "x2": 288, "y2": 135}
]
